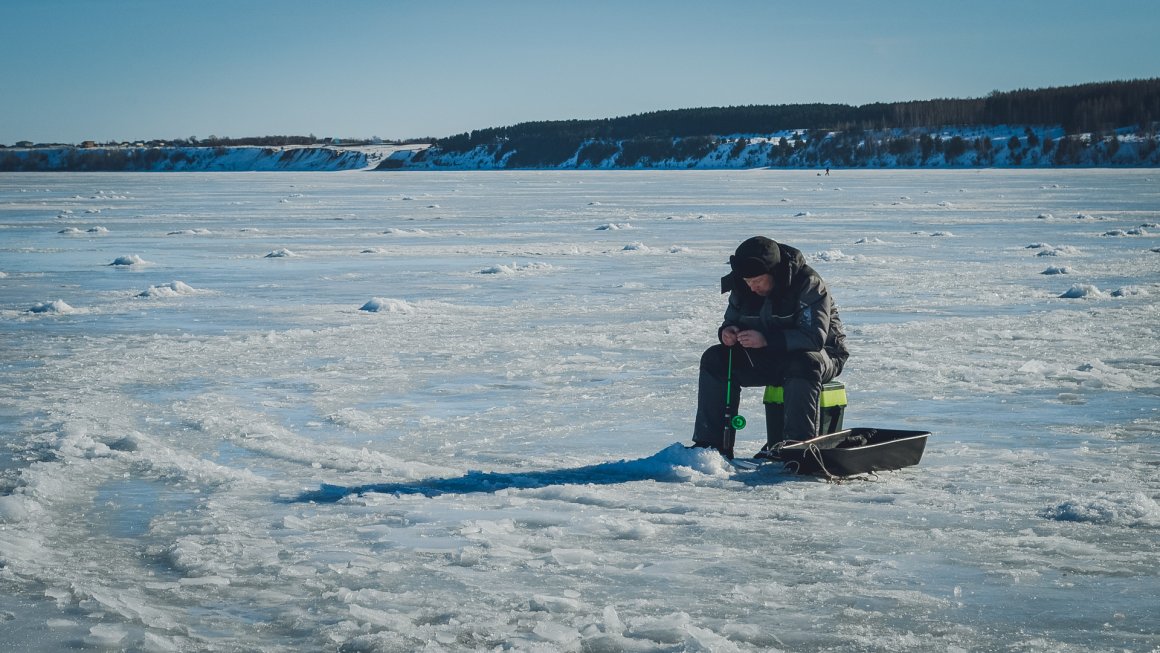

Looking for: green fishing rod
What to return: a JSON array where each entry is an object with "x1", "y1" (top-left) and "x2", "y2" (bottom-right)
[{"x1": 721, "y1": 344, "x2": 747, "y2": 459}]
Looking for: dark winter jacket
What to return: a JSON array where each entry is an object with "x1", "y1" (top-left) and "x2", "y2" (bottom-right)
[{"x1": 719, "y1": 241, "x2": 849, "y2": 371}]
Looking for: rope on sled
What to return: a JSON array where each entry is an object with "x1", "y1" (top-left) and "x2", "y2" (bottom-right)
[
  {"x1": 806, "y1": 444, "x2": 853, "y2": 483},
  {"x1": 805, "y1": 444, "x2": 878, "y2": 484},
  {"x1": 766, "y1": 441, "x2": 878, "y2": 483}
]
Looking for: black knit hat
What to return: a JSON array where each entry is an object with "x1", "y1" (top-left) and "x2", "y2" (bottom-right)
[{"x1": 729, "y1": 236, "x2": 781, "y2": 278}]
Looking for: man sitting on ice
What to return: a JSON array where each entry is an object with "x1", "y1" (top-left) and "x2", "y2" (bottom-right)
[{"x1": 691, "y1": 236, "x2": 850, "y2": 458}]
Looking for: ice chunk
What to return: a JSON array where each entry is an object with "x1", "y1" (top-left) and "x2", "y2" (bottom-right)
[
  {"x1": 359, "y1": 297, "x2": 414, "y2": 313},
  {"x1": 109, "y1": 254, "x2": 147, "y2": 266},
  {"x1": 0, "y1": 496, "x2": 30, "y2": 522},
  {"x1": 1059, "y1": 284, "x2": 1102, "y2": 298},
  {"x1": 137, "y1": 281, "x2": 201, "y2": 298},
  {"x1": 27, "y1": 299, "x2": 75, "y2": 314},
  {"x1": 84, "y1": 624, "x2": 127, "y2": 647}
]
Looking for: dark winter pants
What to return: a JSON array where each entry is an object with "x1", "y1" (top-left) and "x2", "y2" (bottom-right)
[{"x1": 692, "y1": 344, "x2": 840, "y2": 451}]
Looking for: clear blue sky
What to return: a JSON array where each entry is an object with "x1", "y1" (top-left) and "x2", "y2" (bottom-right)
[{"x1": 2, "y1": 0, "x2": 1157, "y2": 145}]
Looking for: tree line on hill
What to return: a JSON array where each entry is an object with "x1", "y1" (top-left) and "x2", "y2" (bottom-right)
[
  {"x1": 418, "y1": 78, "x2": 1159, "y2": 168},
  {"x1": 4, "y1": 78, "x2": 1158, "y2": 171}
]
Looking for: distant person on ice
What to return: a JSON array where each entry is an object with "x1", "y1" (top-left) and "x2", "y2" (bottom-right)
[{"x1": 692, "y1": 236, "x2": 849, "y2": 458}]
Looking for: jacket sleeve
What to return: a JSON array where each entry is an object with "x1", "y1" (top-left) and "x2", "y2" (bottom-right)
[
  {"x1": 717, "y1": 293, "x2": 743, "y2": 343},
  {"x1": 780, "y1": 290, "x2": 831, "y2": 353}
]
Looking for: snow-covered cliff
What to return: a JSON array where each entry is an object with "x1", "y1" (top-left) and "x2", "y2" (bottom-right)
[
  {"x1": 5, "y1": 126, "x2": 1157, "y2": 172},
  {"x1": 382, "y1": 125, "x2": 1160, "y2": 170},
  {"x1": 0, "y1": 144, "x2": 423, "y2": 172}
]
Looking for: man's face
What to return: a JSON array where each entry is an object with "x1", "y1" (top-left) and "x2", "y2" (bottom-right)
[{"x1": 743, "y1": 273, "x2": 774, "y2": 297}]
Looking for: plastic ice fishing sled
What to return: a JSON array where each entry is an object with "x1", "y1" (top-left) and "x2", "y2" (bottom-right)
[
  {"x1": 769, "y1": 427, "x2": 930, "y2": 477},
  {"x1": 731, "y1": 381, "x2": 930, "y2": 477}
]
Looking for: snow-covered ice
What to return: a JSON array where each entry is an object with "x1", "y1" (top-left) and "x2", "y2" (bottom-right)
[
  {"x1": 25, "y1": 299, "x2": 76, "y2": 314},
  {"x1": 136, "y1": 281, "x2": 204, "y2": 298},
  {"x1": 359, "y1": 297, "x2": 415, "y2": 313},
  {"x1": 0, "y1": 170, "x2": 1157, "y2": 652},
  {"x1": 109, "y1": 254, "x2": 148, "y2": 266}
]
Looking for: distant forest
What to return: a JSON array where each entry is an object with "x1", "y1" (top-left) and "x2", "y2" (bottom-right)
[
  {"x1": 423, "y1": 78, "x2": 1160, "y2": 168},
  {"x1": 5, "y1": 78, "x2": 1159, "y2": 171}
]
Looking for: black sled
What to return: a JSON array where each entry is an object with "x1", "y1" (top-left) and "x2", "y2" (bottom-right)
[{"x1": 771, "y1": 427, "x2": 930, "y2": 477}]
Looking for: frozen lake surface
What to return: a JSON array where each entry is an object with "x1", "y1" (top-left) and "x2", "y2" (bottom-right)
[{"x1": 1, "y1": 170, "x2": 1158, "y2": 652}]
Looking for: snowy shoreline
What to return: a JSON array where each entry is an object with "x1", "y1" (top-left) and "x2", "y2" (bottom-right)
[{"x1": 4, "y1": 123, "x2": 1160, "y2": 172}]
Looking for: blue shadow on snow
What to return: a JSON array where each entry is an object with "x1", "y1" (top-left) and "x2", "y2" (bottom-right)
[{"x1": 290, "y1": 444, "x2": 792, "y2": 504}]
